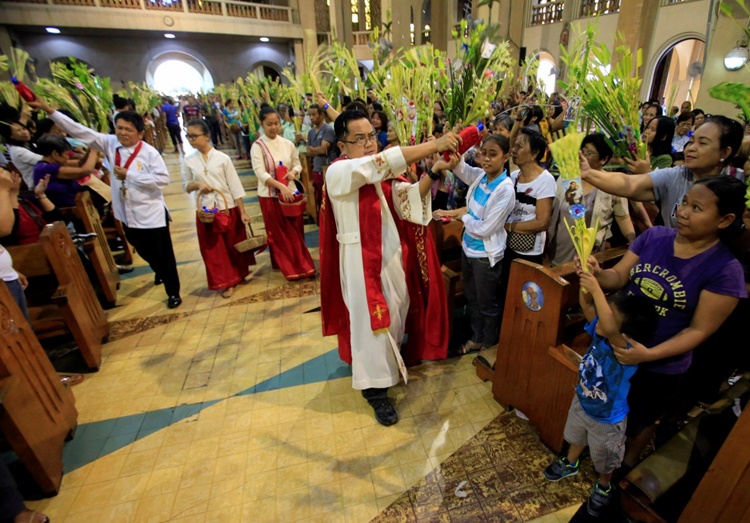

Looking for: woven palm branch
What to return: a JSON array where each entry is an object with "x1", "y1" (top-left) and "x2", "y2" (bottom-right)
[
  {"x1": 444, "y1": 20, "x2": 515, "y2": 127},
  {"x1": 34, "y1": 78, "x2": 89, "y2": 126}
]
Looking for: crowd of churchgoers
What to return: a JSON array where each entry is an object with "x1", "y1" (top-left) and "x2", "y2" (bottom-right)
[{"x1": 1, "y1": 84, "x2": 750, "y2": 519}]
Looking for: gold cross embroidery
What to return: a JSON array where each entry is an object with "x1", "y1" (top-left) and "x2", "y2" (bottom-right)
[{"x1": 372, "y1": 305, "x2": 386, "y2": 321}]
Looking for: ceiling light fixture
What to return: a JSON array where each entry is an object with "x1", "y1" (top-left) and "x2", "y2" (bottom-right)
[
  {"x1": 164, "y1": 33, "x2": 176, "y2": 39},
  {"x1": 260, "y1": 37, "x2": 270, "y2": 42},
  {"x1": 45, "y1": 27, "x2": 61, "y2": 34}
]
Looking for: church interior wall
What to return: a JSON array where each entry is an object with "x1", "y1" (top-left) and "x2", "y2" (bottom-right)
[{"x1": 11, "y1": 31, "x2": 292, "y2": 87}]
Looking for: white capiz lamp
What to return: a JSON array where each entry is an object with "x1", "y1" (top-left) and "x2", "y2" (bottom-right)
[{"x1": 724, "y1": 45, "x2": 748, "y2": 71}]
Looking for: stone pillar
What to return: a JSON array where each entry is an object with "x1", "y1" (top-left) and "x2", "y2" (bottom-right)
[
  {"x1": 614, "y1": 0, "x2": 660, "y2": 70},
  {"x1": 293, "y1": 0, "x2": 318, "y2": 74},
  {"x1": 431, "y1": 0, "x2": 449, "y2": 52},
  {"x1": 330, "y1": 0, "x2": 354, "y2": 48}
]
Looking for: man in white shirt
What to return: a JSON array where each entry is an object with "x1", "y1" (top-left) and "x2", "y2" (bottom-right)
[{"x1": 31, "y1": 98, "x2": 182, "y2": 308}]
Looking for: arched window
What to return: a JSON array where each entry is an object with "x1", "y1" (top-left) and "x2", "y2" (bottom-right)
[{"x1": 146, "y1": 52, "x2": 214, "y2": 95}]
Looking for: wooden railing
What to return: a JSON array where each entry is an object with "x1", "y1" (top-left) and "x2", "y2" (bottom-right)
[
  {"x1": 353, "y1": 31, "x2": 372, "y2": 46},
  {"x1": 186, "y1": 0, "x2": 222, "y2": 15},
  {"x1": 579, "y1": 0, "x2": 621, "y2": 18},
  {"x1": 530, "y1": 1, "x2": 565, "y2": 26},
  {"x1": 53, "y1": 0, "x2": 97, "y2": 5},
  {"x1": 99, "y1": 0, "x2": 141, "y2": 7},
  {"x1": 144, "y1": 0, "x2": 182, "y2": 11},
  {"x1": 6, "y1": 0, "x2": 294, "y2": 22}
]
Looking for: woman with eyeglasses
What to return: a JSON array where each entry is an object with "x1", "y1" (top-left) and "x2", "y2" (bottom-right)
[
  {"x1": 250, "y1": 106, "x2": 316, "y2": 281},
  {"x1": 182, "y1": 119, "x2": 258, "y2": 299},
  {"x1": 547, "y1": 133, "x2": 636, "y2": 267}
]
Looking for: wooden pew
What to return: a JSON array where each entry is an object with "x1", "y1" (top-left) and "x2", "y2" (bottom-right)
[
  {"x1": 0, "y1": 281, "x2": 78, "y2": 495},
  {"x1": 429, "y1": 219, "x2": 465, "y2": 336},
  {"x1": 75, "y1": 191, "x2": 120, "y2": 307},
  {"x1": 7, "y1": 222, "x2": 109, "y2": 370},
  {"x1": 475, "y1": 247, "x2": 627, "y2": 453},
  {"x1": 617, "y1": 375, "x2": 750, "y2": 523}
]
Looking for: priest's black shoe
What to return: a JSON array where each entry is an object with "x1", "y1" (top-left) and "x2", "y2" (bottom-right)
[
  {"x1": 369, "y1": 399, "x2": 398, "y2": 426},
  {"x1": 167, "y1": 295, "x2": 182, "y2": 309}
]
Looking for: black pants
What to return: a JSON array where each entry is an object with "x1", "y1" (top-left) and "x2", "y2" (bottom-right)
[
  {"x1": 0, "y1": 460, "x2": 24, "y2": 522},
  {"x1": 362, "y1": 388, "x2": 388, "y2": 402},
  {"x1": 462, "y1": 253, "x2": 504, "y2": 347},
  {"x1": 167, "y1": 122, "x2": 182, "y2": 146},
  {"x1": 207, "y1": 119, "x2": 221, "y2": 146},
  {"x1": 123, "y1": 217, "x2": 180, "y2": 298}
]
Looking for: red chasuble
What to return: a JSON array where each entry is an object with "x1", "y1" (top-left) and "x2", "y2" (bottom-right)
[{"x1": 319, "y1": 163, "x2": 449, "y2": 365}]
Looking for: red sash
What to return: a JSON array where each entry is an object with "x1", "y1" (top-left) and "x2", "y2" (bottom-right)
[{"x1": 115, "y1": 141, "x2": 143, "y2": 170}]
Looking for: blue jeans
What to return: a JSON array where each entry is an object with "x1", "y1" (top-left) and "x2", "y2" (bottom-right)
[{"x1": 6, "y1": 278, "x2": 29, "y2": 321}]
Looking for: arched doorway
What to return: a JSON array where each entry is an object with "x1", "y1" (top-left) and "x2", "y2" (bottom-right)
[
  {"x1": 649, "y1": 38, "x2": 705, "y2": 109},
  {"x1": 249, "y1": 63, "x2": 282, "y2": 81},
  {"x1": 146, "y1": 51, "x2": 214, "y2": 95},
  {"x1": 535, "y1": 51, "x2": 557, "y2": 96}
]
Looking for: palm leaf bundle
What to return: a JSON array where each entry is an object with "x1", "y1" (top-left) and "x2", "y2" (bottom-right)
[
  {"x1": 0, "y1": 48, "x2": 32, "y2": 109},
  {"x1": 329, "y1": 40, "x2": 367, "y2": 101},
  {"x1": 444, "y1": 20, "x2": 515, "y2": 127},
  {"x1": 50, "y1": 59, "x2": 112, "y2": 132},
  {"x1": 119, "y1": 82, "x2": 162, "y2": 114},
  {"x1": 548, "y1": 131, "x2": 599, "y2": 273},
  {"x1": 561, "y1": 28, "x2": 646, "y2": 161},
  {"x1": 400, "y1": 45, "x2": 448, "y2": 139},
  {"x1": 34, "y1": 78, "x2": 89, "y2": 125}
]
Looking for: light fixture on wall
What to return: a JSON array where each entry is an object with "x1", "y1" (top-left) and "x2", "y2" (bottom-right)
[
  {"x1": 260, "y1": 37, "x2": 270, "y2": 42},
  {"x1": 724, "y1": 45, "x2": 748, "y2": 70},
  {"x1": 164, "y1": 33, "x2": 176, "y2": 39},
  {"x1": 45, "y1": 27, "x2": 61, "y2": 34}
]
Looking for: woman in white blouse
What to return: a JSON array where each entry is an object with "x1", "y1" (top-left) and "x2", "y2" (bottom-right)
[
  {"x1": 250, "y1": 107, "x2": 316, "y2": 281},
  {"x1": 182, "y1": 120, "x2": 256, "y2": 298}
]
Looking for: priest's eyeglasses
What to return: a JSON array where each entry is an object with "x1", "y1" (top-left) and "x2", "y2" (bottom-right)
[{"x1": 342, "y1": 132, "x2": 377, "y2": 146}]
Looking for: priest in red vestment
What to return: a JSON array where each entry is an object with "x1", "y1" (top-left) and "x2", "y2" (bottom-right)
[{"x1": 320, "y1": 110, "x2": 460, "y2": 426}]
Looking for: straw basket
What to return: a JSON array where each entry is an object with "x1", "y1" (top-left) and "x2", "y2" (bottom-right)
[
  {"x1": 234, "y1": 223, "x2": 267, "y2": 253},
  {"x1": 196, "y1": 189, "x2": 229, "y2": 224},
  {"x1": 279, "y1": 180, "x2": 307, "y2": 218}
]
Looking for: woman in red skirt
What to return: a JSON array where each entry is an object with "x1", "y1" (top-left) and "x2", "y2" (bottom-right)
[
  {"x1": 250, "y1": 106, "x2": 316, "y2": 281},
  {"x1": 182, "y1": 119, "x2": 258, "y2": 298}
]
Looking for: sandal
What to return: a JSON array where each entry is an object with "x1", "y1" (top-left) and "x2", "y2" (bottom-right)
[
  {"x1": 221, "y1": 286, "x2": 236, "y2": 299},
  {"x1": 59, "y1": 374, "x2": 84, "y2": 387},
  {"x1": 15, "y1": 509, "x2": 50, "y2": 523},
  {"x1": 457, "y1": 340, "x2": 483, "y2": 355}
]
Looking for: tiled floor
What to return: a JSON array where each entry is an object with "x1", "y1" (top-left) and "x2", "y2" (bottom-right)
[{"x1": 26, "y1": 142, "x2": 586, "y2": 522}]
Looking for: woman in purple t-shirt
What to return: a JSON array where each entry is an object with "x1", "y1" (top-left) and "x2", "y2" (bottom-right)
[{"x1": 580, "y1": 176, "x2": 747, "y2": 469}]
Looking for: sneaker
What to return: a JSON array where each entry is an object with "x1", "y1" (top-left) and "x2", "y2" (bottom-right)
[
  {"x1": 543, "y1": 457, "x2": 579, "y2": 482},
  {"x1": 368, "y1": 399, "x2": 399, "y2": 426},
  {"x1": 587, "y1": 481, "x2": 613, "y2": 517}
]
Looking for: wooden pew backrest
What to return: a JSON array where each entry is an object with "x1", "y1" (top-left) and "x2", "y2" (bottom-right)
[
  {"x1": 0, "y1": 282, "x2": 78, "y2": 494},
  {"x1": 76, "y1": 191, "x2": 120, "y2": 307}
]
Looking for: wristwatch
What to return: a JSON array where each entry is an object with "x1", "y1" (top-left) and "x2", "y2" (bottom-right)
[{"x1": 427, "y1": 168, "x2": 441, "y2": 181}]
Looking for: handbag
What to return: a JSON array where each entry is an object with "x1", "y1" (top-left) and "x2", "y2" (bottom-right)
[
  {"x1": 507, "y1": 230, "x2": 537, "y2": 252},
  {"x1": 234, "y1": 222, "x2": 267, "y2": 253},
  {"x1": 229, "y1": 122, "x2": 241, "y2": 134},
  {"x1": 507, "y1": 175, "x2": 537, "y2": 253}
]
